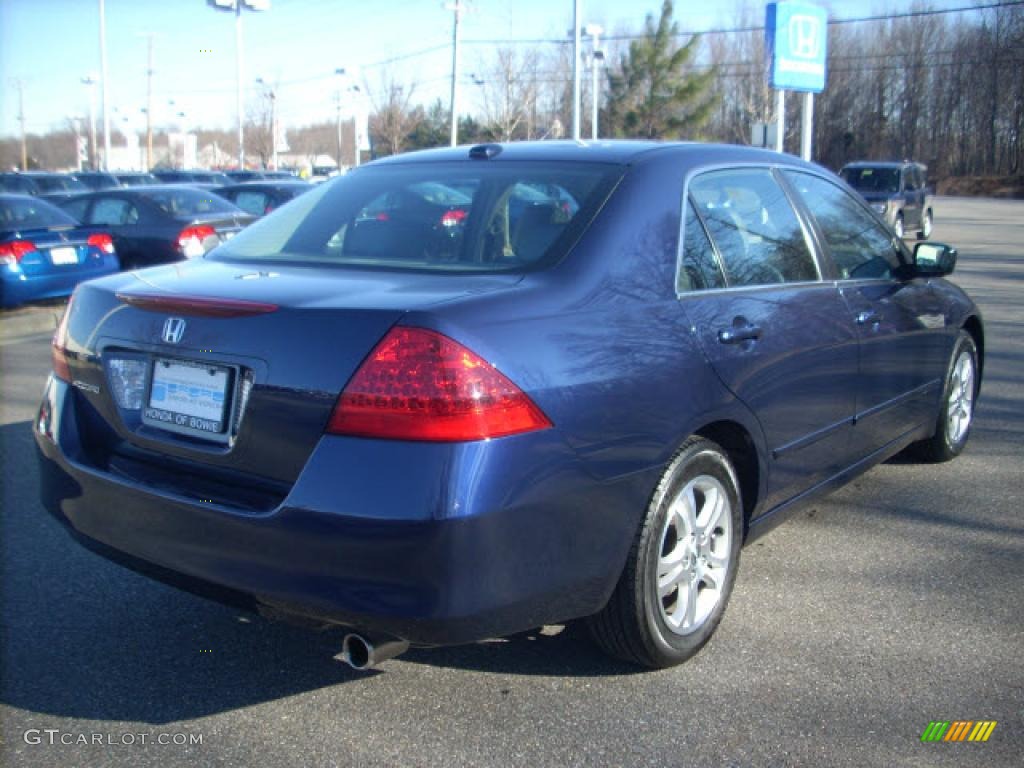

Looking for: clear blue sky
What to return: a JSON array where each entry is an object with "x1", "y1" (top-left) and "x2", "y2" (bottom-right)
[{"x1": 0, "y1": 0, "x2": 986, "y2": 138}]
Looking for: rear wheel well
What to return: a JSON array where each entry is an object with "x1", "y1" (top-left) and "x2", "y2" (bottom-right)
[
  {"x1": 695, "y1": 421, "x2": 760, "y2": 531},
  {"x1": 962, "y1": 315, "x2": 985, "y2": 382}
]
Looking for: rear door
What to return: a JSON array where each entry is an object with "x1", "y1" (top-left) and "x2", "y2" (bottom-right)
[
  {"x1": 83, "y1": 193, "x2": 149, "y2": 266},
  {"x1": 681, "y1": 168, "x2": 860, "y2": 511},
  {"x1": 781, "y1": 170, "x2": 949, "y2": 459}
]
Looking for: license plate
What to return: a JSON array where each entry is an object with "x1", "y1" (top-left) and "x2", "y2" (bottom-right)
[
  {"x1": 144, "y1": 359, "x2": 230, "y2": 435},
  {"x1": 50, "y1": 247, "x2": 78, "y2": 265}
]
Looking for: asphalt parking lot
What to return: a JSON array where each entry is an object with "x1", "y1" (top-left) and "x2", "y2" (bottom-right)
[{"x1": 1, "y1": 196, "x2": 1021, "y2": 768}]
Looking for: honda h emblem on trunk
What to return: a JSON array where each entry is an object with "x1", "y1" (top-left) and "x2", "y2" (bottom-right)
[{"x1": 162, "y1": 317, "x2": 187, "y2": 344}]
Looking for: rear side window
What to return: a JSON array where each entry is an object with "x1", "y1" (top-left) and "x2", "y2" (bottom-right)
[
  {"x1": 89, "y1": 198, "x2": 139, "y2": 226},
  {"x1": 60, "y1": 197, "x2": 91, "y2": 221},
  {"x1": 679, "y1": 200, "x2": 725, "y2": 292},
  {"x1": 212, "y1": 161, "x2": 620, "y2": 273},
  {"x1": 689, "y1": 169, "x2": 817, "y2": 287},
  {"x1": 233, "y1": 191, "x2": 270, "y2": 216},
  {"x1": 783, "y1": 170, "x2": 901, "y2": 280}
]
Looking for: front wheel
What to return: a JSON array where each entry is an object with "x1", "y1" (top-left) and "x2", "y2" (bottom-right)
[
  {"x1": 587, "y1": 437, "x2": 743, "y2": 668},
  {"x1": 912, "y1": 330, "x2": 979, "y2": 462}
]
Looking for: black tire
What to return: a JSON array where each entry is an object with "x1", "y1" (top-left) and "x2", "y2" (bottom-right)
[
  {"x1": 912, "y1": 330, "x2": 979, "y2": 462},
  {"x1": 587, "y1": 436, "x2": 743, "y2": 669},
  {"x1": 894, "y1": 213, "x2": 905, "y2": 239},
  {"x1": 917, "y1": 208, "x2": 933, "y2": 240}
]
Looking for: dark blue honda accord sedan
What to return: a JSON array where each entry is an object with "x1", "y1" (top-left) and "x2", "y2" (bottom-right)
[{"x1": 35, "y1": 142, "x2": 982, "y2": 669}]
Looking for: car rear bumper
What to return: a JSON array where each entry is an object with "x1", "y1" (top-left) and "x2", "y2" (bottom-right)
[
  {"x1": 35, "y1": 375, "x2": 653, "y2": 646},
  {"x1": 1, "y1": 259, "x2": 120, "y2": 307}
]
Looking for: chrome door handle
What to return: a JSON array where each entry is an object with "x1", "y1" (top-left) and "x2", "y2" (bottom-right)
[
  {"x1": 717, "y1": 325, "x2": 762, "y2": 344},
  {"x1": 856, "y1": 310, "x2": 878, "y2": 325}
]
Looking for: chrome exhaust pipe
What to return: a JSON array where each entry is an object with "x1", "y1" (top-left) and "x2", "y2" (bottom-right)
[{"x1": 340, "y1": 633, "x2": 410, "y2": 670}]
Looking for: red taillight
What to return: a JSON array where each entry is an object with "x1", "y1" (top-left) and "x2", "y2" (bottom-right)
[
  {"x1": 177, "y1": 224, "x2": 217, "y2": 257},
  {"x1": 440, "y1": 208, "x2": 467, "y2": 227},
  {"x1": 52, "y1": 294, "x2": 74, "y2": 382},
  {"x1": 0, "y1": 240, "x2": 37, "y2": 265},
  {"x1": 86, "y1": 232, "x2": 115, "y2": 254},
  {"x1": 327, "y1": 327, "x2": 552, "y2": 442},
  {"x1": 374, "y1": 212, "x2": 390, "y2": 222}
]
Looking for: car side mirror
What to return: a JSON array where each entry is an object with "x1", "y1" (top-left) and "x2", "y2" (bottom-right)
[{"x1": 912, "y1": 242, "x2": 957, "y2": 277}]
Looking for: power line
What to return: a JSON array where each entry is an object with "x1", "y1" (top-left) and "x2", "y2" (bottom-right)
[{"x1": 460, "y1": 0, "x2": 1024, "y2": 46}]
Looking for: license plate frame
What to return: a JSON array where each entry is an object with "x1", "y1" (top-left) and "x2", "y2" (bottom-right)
[
  {"x1": 142, "y1": 358, "x2": 236, "y2": 441},
  {"x1": 49, "y1": 246, "x2": 78, "y2": 266}
]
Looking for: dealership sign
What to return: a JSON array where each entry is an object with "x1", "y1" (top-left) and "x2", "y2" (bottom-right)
[{"x1": 766, "y1": 2, "x2": 828, "y2": 92}]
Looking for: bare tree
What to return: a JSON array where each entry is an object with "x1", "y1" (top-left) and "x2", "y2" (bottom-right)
[{"x1": 366, "y1": 70, "x2": 420, "y2": 156}]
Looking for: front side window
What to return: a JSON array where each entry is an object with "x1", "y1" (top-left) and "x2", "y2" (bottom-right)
[
  {"x1": 212, "y1": 161, "x2": 621, "y2": 273},
  {"x1": 689, "y1": 169, "x2": 818, "y2": 287},
  {"x1": 783, "y1": 170, "x2": 902, "y2": 280}
]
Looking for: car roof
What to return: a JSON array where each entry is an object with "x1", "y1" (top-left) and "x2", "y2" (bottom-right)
[
  {"x1": 367, "y1": 140, "x2": 822, "y2": 171},
  {"x1": 218, "y1": 180, "x2": 309, "y2": 190},
  {"x1": 841, "y1": 161, "x2": 923, "y2": 170}
]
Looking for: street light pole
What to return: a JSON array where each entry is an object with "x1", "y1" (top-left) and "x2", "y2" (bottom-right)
[
  {"x1": 446, "y1": 1, "x2": 464, "y2": 147},
  {"x1": 10, "y1": 79, "x2": 27, "y2": 170},
  {"x1": 256, "y1": 77, "x2": 277, "y2": 169},
  {"x1": 99, "y1": 0, "x2": 111, "y2": 170},
  {"x1": 572, "y1": 0, "x2": 582, "y2": 140},
  {"x1": 82, "y1": 75, "x2": 98, "y2": 169},
  {"x1": 209, "y1": 1, "x2": 270, "y2": 169},
  {"x1": 235, "y1": 2, "x2": 245, "y2": 168},
  {"x1": 583, "y1": 24, "x2": 603, "y2": 140},
  {"x1": 144, "y1": 33, "x2": 154, "y2": 170}
]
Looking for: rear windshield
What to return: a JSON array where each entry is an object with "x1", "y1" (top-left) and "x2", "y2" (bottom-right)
[
  {"x1": 142, "y1": 188, "x2": 240, "y2": 217},
  {"x1": 210, "y1": 161, "x2": 620, "y2": 272},
  {"x1": 0, "y1": 196, "x2": 79, "y2": 233},
  {"x1": 840, "y1": 167, "x2": 900, "y2": 193}
]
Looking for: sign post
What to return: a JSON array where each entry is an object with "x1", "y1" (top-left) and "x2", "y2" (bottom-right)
[{"x1": 765, "y1": 2, "x2": 827, "y2": 160}]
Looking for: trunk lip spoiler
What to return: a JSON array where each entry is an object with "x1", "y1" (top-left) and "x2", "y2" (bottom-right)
[{"x1": 115, "y1": 292, "x2": 278, "y2": 318}]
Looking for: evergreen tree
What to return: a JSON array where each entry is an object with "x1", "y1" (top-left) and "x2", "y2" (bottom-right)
[{"x1": 605, "y1": 0, "x2": 717, "y2": 139}]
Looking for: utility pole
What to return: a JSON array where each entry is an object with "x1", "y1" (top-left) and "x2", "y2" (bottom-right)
[
  {"x1": 446, "y1": 1, "x2": 465, "y2": 147},
  {"x1": 143, "y1": 34, "x2": 155, "y2": 170},
  {"x1": 11, "y1": 79, "x2": 27, "y2": 170},
  {"x1": 99, "y1": 0, "x2": 111, "y2": 170},
  {"x1": 572, "y1": 0, "x2": 581, "y2": 140}
]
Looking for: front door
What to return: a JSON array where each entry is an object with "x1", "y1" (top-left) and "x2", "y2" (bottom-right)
[{"x1": 781, "y1": 170, "x2": 949, "y2": 459}]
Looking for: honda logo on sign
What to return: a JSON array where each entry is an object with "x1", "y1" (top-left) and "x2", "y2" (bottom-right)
[
  {"x1": 789, "y1": 14, "x2": 821, "y2": 59},
  {"x1": 162, "y1": 317, "x2": 187, "y2": 344}
]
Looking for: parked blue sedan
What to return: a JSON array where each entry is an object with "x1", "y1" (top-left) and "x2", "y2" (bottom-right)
[
  {"x1": 1, "y1": 194, "x2": 119, "y2": 308},
  {"x1": 35, "y1": 142, "x2": 982, "y2": 669}
]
